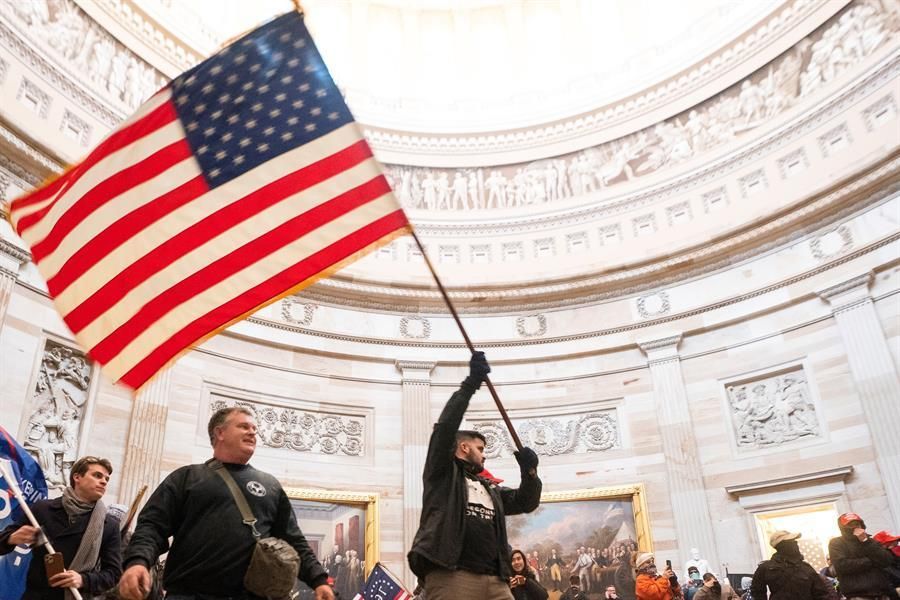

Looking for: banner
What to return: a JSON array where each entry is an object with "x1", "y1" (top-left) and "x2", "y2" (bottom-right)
[{"x1": 0, "y1": 426, "x2": 49, "y2": 600}]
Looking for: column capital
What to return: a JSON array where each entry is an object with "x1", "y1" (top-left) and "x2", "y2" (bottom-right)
[
  {"x1": 638, "y1": 332, "x2": 683, "y2": 364},
  {"x1": 395, "y1": 360, "x2": 436, "y2": 381},
  {"x1": 0, "y1": 238, "x2": 29, "y2": 277},
  {"x1": 816, "y1": 271, "x2": 873, "y2": 311}
]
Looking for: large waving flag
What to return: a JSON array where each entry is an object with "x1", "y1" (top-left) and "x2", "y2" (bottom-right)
[
  {"x1": 352, "y1": 563, "x2": 411, "y2": 600},
  {"x1": 7, "y1": 11, "x2": 409, "y2": 389},
  {"x1": 0, "y1": 426, "x2": 49, "y2": 600}
]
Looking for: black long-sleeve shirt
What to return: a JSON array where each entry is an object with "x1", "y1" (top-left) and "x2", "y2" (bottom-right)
[{"x1": 124, "y1": 459, "x2": 327, "y2": 595}]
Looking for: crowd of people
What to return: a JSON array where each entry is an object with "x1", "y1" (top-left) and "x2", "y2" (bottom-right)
[{"x1": 2, "y1": 354, "x2": 899, "y2": 600}]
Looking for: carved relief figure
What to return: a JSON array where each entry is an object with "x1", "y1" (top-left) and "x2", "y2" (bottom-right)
[
  {"x1": 23, "y1": 341, "x2": 93, "y2": 491},
  {"x1": 726, "y1": 370, "x2": 820, "y2": 449},
  {"x1": 379, "y1": 0, "x2": 895, "y2": 212}
]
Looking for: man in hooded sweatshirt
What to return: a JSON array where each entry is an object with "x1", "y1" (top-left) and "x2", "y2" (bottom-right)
[
  {"x1": 751, "y1": 530, "x2": 831, "y2": 600},
  {"x1": 828, "y1": 512, "x2": 895, "y2": 600},
  {"x1": 407, "y1": 351, "x2": 542, "y2": 600}
]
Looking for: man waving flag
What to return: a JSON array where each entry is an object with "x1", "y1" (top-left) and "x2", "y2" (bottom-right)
[
  {"x1": 0, "y1": 426, "x2": 48, "y2": 600},
  {"x1": 7, "y1": 10, "x2": 409, "y2": 389}
]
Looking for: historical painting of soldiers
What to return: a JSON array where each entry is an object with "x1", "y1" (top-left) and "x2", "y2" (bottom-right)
[
  {"x1": 286, "y1": 490, "x2": 378, "y2": 600},
  {"x1": 507, "y1": 487, "x2": 650, "y2": 599}
]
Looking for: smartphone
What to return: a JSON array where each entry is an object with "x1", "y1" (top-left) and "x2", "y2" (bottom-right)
[
  {"x1": 666, "y1": 559, "x2": 672, "y2": 570},
  {"x1": 44, "y1": 552, "x2": 65, "y2": 580}
]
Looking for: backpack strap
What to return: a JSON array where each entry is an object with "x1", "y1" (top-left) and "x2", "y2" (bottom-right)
[{"x1": 208, "y1": 459, "x2": 261, "y2": 539}]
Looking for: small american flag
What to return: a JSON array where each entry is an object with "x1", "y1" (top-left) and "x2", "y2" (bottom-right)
[
  {"x1": 352, "y1": 563, "x2": 411, "y2": 600},
  {"x1": 8, "y1": 11, "x2": 408, "y2": 389}
]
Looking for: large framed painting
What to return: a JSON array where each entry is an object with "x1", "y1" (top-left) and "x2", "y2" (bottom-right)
[
  {"x1": 506, "y1": 484, "x2": 651, "y2": 599},
  {"x1": 285, "y1": 488, "x2": 379, "y2": 600}
]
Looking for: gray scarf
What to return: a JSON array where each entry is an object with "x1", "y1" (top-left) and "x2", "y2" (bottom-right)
[{"x1": 61, "y1": 487, "x2": 107, "y2": 600}]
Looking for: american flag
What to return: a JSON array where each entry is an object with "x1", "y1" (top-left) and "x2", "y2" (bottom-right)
[
  {"x1": 352, "y1": 563, "x2": 411, "y2": 600},
  {"x1": 7, "y1": 11, "x2": 409, "y2": 389}
]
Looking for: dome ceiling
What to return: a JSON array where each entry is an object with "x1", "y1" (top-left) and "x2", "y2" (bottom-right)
[{"x1": 134, "y1": 0, "x2": 786, "y2": 133}]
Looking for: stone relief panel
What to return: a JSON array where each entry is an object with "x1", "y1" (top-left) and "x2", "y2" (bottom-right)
[
  {"x1": 382, "y1": 0, "x2": 895, "y2": 211},
  {"x1": 17, "y1": 78, "x2": 51, "y2": 118},
  {"x1": 0, "y1": 0, "x2": 167, "y2": 111},
  {"x1": 60, "y1": 109, "x2": 91, "y2": 146},
  {"x1": 22, "y1": 339, "x2": 93, "y2": 491},
  {"x1": 818, "y1": 123, "x2": 854, "y2": 157},
  {"x1": 399, "y1": 315, "x2": 431, "y2": 339},
  {"x1": 702, "y1": 187, "x2": 729, "y2": 213},
  {"x1": 636, "y1": 291, "x2": 671, "y2": 319},
  {"x1": 739, "y1": 169, "x2": 769, "y2": 198},
  {"x1": 725, "y1": 367, "x2": 821, "y2": 450},
  {"x1": 777, "y1": 148, "x2": 811, "y2": 179},
  {"x1": 210, "y1": 396, "x2": 365, "y2": 456},
  {"x1": 471, "y1": 410, "x2": 619, "y2": 459}
]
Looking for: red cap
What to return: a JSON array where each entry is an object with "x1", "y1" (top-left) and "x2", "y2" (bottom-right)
[
  {"x1": 873, "y1": 531, "x2": 900, "y2": 545},
  {"x1": 838, "y1": 512, "x2": 865, "y2": 528},
  {"x1": 479, "y1": 467, "x2": 504, "y2": 485}
]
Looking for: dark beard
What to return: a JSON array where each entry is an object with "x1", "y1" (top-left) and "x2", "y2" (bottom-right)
[{"x1": 457, "y1": 457, "x2": 484, "y2": 475}]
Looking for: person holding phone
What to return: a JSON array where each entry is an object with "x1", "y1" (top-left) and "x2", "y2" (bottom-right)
[
  {"x1": 508, "y1": 549, "x2": 548, "y2": 600},
  {"x1": 0, "y1": 456, "x2": 122, "y2": 600},
  {"x1": 635, "y1": 552, "x2": 681, "y2": 600}
]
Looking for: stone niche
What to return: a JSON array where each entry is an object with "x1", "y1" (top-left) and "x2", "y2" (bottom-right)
[
  {"x1": 724, "y1": 365, "x2": 823, "y2": 451},
  {"x1": 21, "y1": 339, "x2": 94, "y2": 492}
]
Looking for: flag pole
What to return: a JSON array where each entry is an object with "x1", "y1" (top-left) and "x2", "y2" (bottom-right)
[
  {"x1": 0, "y1": 460, "x2": 83, "y2": 600},
  {"x1": 409, "y1": 229, "x2": 524, "y2": 452}
]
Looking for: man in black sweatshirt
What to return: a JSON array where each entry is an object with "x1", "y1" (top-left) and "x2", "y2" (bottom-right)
[
  {"x1": 119, "y1": 407, "x2": 332, "y2": 600},
  {"x1": 408, "y1": 352, "x2": 542, "y2": 600}
]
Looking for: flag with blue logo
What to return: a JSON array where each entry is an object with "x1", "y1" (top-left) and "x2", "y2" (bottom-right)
[
  {"x1": 352, "y1": 562, "x2": 411, "y2": 600},
  {"x1": 0, "y1": 425, "x2": 48, "y2": 600}
]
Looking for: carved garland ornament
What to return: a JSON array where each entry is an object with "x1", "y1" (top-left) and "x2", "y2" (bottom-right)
[
  {"x1": 211, "y1": 398, "x2": 364, "y2": 456},
  {"x1": 473, "y1": 412, "x2": 618, "y2": 459}
]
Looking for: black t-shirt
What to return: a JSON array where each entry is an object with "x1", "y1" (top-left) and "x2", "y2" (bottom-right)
[{"x1": 456, "y1": 475, "x2": 500, "y2": 575}]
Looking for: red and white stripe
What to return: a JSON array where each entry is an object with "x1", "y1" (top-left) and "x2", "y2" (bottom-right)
[{"x1": 9, "y1": 90, "x2": 408, "y2": 389}]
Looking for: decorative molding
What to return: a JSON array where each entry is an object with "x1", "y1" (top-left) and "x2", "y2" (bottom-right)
[
  {"x1": 280, "y1": 297, "x2": 317, "y2": 327},
  {"x1": 638, "y1": 333, "x2": 683, "y2": 354},
  {"x1": 861, "y1": 93, "x2": 897, "y2": 131},
  {"x1": 632, "y1": 213, "x2": 657, "y2": 237},
  {"x1": 724, "y1": 366, "x2": 822, "y2": 450},
  {"x1": 210, "y1": 396, "x2": 365, "y2": 457},
  {"x1": 472, "y1": 411, "x2": 619, "y2": 459},
  {"x1": 0, "y1": 125, "x2": 64, "y2": 175},
  {"x1": 469, "y1": 244, "x2": 491, "y2": 263},
  {"x1": 22, "y1": 339, "x2": 94, "y2": 491},
  {"x1": 738, "y1": 168, "x2": 769, "y2": 198},
  {"x1": 665, "y1": 201, "x2": 692, "y2": 226},
  {"x1": 817, "y1": 122, "x2": 853, "y2": 157},
  {"x1": 636, "y1": 291, "x2": 671, "y2": 319},
  {"x1": 501, "y1": 241, "x2": 523, "y2": 262},
  {"x1": 810, "y1": 224, "x2": 853, "y2": 260},
  {"x1": 0, "y1": 56, "x2": 7, "y2": 83},
  {"x1": 515, "y1": 314, "x2": 547, "y2": 338},
  {"x1": 777, "y1": 147, "x2": 810, "y2": 178},
  {"x1": 598, "y1": 224, "x2": 622, "y2": 246},
  {"x1": 533, "y1": 237, "x2": 556, "y2": 258},
  {"x1": 17, "y1": 78, "x2": 52, "y2": 118},
  {"x1": 0, "y1": 237, "x2": 30, "y2": 264},
  {"x1": 702, "y1": 187, "x2": 729, "y2": 213},
  {"x1": 399, "y1": 315, "x2": 431, "y2": 339},
  {"x1": 60, "y1": 109, "x2": 92, "y2": 146},
  {"x1": 725, "y1": 466, "x2": 854, "y2": 496},
  {"x1": 565, "y1": 232, "x2": 589, "y2": 253}
]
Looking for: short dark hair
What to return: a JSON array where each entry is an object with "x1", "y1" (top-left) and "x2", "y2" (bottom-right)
[
  {"x1": 69, "y1": 456, "x2": 113, "y2": 487},
  {"x1": 207, "y1": 406, "x2": 254, "y2": 445},
  {"x1": 702, "y1": 573, "x2": 716, "y2": 582},
  {"x1": 455, "y1": 430, "x2": 486, "y2": 446},
  {"x1": 570, "y1": 575, "x2": 580, "y2": 585}
]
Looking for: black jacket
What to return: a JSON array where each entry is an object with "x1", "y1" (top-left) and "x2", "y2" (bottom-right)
[
  {"x1": 828, "y1": 531, "x2": 895, "y2": 597},
  {"x1": 750, "y1": 552, "x2": 830, "y2": 600},
  {"x1": 511, "y1": 575, "x2": 549, "y2": 600},
  {"x1": 0, "y1": 497, "x2": 122, "y2": 600},
  {"x1": 407, "y1": 382, "x2": 542, "y2": 580},
  {"x1": 124, "y1": 460, "x2": 327, "y2": 595}
]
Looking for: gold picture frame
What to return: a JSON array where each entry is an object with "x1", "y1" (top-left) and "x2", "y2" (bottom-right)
[
  {"x1": 283, "y1": 487, "x2": 380, "y2": 578},
  {"x1": 535, "y1": 483, "x2": 653, "y2": 552}
]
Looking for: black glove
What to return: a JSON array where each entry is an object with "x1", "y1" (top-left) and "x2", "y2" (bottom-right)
[
  {"x1": 462, "y1": 351, "x2": 490, "y2": 390},
  {"x1": 514, "y1": 447, "x2": 539, "y2": 473}
]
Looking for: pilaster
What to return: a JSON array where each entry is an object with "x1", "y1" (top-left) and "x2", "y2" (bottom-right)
[
  {"x1": 0, "y1": 238, "x2": 28, "y2": 330},
  {"x1": 817, "y1": 272, "x2": 900, "y2": 527},
  {"x1": 638, "y1": 333, "x2": 720, "y2": 569},
  {"x1": 395, "y1": 360, "x2": 435, "y2": 588},
  {"x1": 118, "y1": 369, "x2": 172, "y2": 506}
]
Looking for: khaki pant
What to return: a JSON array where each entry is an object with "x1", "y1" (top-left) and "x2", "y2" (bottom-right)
[{"x1": 425, "y1": 569, "x2": 514, "y2": 600}]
